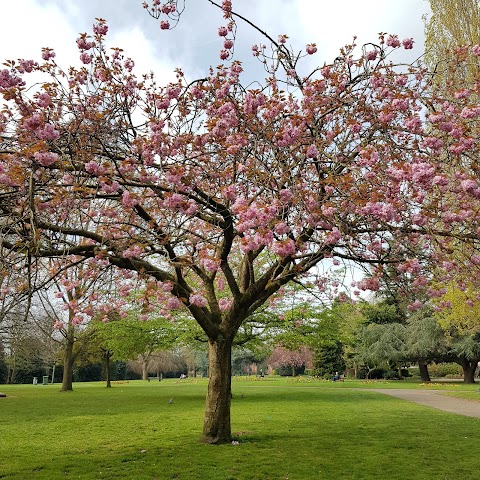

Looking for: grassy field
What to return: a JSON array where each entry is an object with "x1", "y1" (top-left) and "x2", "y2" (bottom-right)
[{"x1": 1, "y1": 377, "x2": 480, "y2": 480}]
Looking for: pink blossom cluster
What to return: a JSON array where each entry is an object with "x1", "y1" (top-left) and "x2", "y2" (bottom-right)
[
  {"x1": 306, "y1": 144, "x2": 318, "y2": 158},
  {"x1": 219, "y1": 298, "x2": 232, "y2": 312},
  {"x1": 222, "y1": 0, "x2": 232, "y2": 13},
  {"x1": 17, "y1": 59, "x2": 38, "y2": 74},
  {"x1": 41, "y1": 48, "x2": 56, "y2": 61},
  {"x1": 80, "y1": 53, "x2": 93, "y2": 65},
  {"x1": 85, "y1": 161, "x2": 107, "y2": 176},
  {"x1": 272, "y1": 239, "x2": 296, "y2": 257},
  {"x1": 210, "y1": 101, "x2": 238, "y2": 137},
  {"x1": 93, "y1": 20, "x2": 109, "y2": 36},
  {"x1": 189, "y1": 293, "x2": 208, "y2": 307},
  {"x1": 357, "y1": 148, "x2": 379, "y2": 167},
  {"x1": 23, "y1": 113, "x2": 59, "y2": 141},
  {"x1": 324, "y1": 228, "x2": 342, "y2": 245},
  {"x1": 460, "y1": 106, "x2": 480, "y2": 119},
  {"x1": 360, "y1": 202, "x2": 396, "y2": 222},
  {"x1": 243, "y1": 91, "x2": 265, "y2": 115},
  {"x1": 121, "y1": 190, "x2": 139, "y2": 208},
  {"x1": 36, "y1": 92, "x2": 51, "y2": 107},
  {"x1": 0, "y1": 69, "x2": 25, "y2": 89},
  {"x1": 33, "y1": 151, "x2": 58, "y2": 167},
  {"x1": 357, "y1": 277, "x2": 380, "y2": 292},
  {"x1": 449, "y1": 137, "x2": 476, "y2": 155},
  {"x1": 122, "y1": 245, "x2": 144, "y2": 258},
  {"x1": 421, "y1": 136, "x2": 444, "y2": 152},
  {"x1": 76, "y1": 35, "x2": 94, "y2": 51},
  {"x1": 277, "y1": 125, "x2": 300, "y2": 147},
  {"x1": 410, "y1": 162, "x2": 437, "y2": 186},
  {"x1": 200, "y1": 257, "x2": 221, "y2": 272},
  {"x1": 166, "y1": 297, "x2": 182, "y2": 309},
  {"x1": 225, "y1": 133, "x2": 248, "y2": 155},
  {"x1": 398, "y1": 258, "x2": 422, "y2": 274},
  {"x1": 37, "y1": 124, "x2": 60, "y2": 140}
]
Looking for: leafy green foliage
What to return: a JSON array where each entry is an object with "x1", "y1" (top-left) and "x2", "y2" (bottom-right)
[
  {"x1": 90, "y1": 315, "x2": 184, "y2": 362},
  {"x1": 406, "y1": 311, "x2": 447, "y2": 361},
  {"x1": 354, "y1": 323, "x2": 407, "y2": 373},
  {"x1": 312, "y1": 341, "x2": 345, "y2": 377},
  {"x1": 361, "y1": 300, "x2": 405, "y2": 325}
]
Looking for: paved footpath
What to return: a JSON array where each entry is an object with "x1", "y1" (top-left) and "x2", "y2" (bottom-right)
[{"x1": 368, "y1": 389, "x2": 480, "y2": 418}]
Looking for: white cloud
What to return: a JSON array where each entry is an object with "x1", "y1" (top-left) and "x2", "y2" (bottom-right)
[
  {"x1": 107, "y1": 27, "x2": 178, "y2": 84},
  {"x1": 296, "y1": 0, "x2": 428, "y2": 61},
  {"x1": 0, "y1": 1, "x2": 78, "y2": 63}
]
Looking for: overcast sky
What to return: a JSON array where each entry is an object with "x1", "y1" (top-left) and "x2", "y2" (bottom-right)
[{"x1": 1, "y1": 0, "x2": 430, "y2": 84}]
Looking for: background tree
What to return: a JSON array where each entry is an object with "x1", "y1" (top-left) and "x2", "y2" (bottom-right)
[
  {"x1": 354, "y1": 323, "x2": 407, "y2": 379},
  {"x1": 267, "y1": 344, "x2": 313, "y2": 377},
  {"x1": 91, "y1": 313, "x2": 181, "y2": 380},
  {"x1": 312, "y1": 341, "x2": 345, "y2": 378},
  {"x1": 425, "y1": 0, "x2": 480, "y2": 89},
  {"x1": 405, "y1": 310, "x2": 447, "y2": 381},
  {"x1": 434, "y1": 285, "x2": 480, "y2": 382}
]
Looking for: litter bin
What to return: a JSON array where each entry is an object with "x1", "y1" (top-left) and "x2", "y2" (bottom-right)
[
  {"x1": 42, "y1": 376, "x2": 49, "y2": 385},
  {"x1": 33, "y1": 377, "x2": 38, "y2": 385}
]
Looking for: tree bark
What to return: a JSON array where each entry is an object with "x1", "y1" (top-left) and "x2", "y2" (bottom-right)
[
  {"x1": 104, "y1": 352, "x2": 111, "y2": 388},
  {"x1": 418, "y1": 360, "x2": 430, "y2": 382},
  {"x1": 61, "y1": 333, "x2": 75, "y2": 392},
  {"x1": 141, "y1": 355, "x2": 149, "y2": 380},
  {"x1": 202, "y1": 335, "x2": 233, "y2": 444},
  {"x1": 7, "y1": 354, "x2": 15, "y2": 384},
  {"x1": 459, "y1": 358, "x2": 478, "y2": 384},
  {"x1": 7, "y1": 364, "x2": 15, "y2": 384}
]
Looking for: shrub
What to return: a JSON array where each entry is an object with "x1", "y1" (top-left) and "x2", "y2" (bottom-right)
[
  {"x1": 384, "y1": 370, "x2": 400, "y2": 380},
  {"x1": 428, "y1": 363, "x2": 463, "y2": 378},
  {"x1": 356, "y1": 367, "x2": 386, "y2": 379},
  {"x1": 408, "y1": 367, "x2": 420, "y2": 377}
]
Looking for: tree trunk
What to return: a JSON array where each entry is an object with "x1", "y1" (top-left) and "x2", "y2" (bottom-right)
[
  {"x1": 142, "y1": 358, "x2": 149, "y2": 381},
  {"x1": 291, "y1": 365, "x2": 296, "y2": 377},
  {"x1": 7, "y1": 354, "x2": 15, "y2": 384},
  {"x1": 459, "y1": 358, "x2": 477, "y2": 384},
  {"x1": 418, "y1": 360, "x2": 430, "y2": 382},
  {"x1": 61, "y1": 335, "x2": 75, "y2": 392},
  {"x1": 104, "y1": 353, "x2": 111, "y2": 388},
  {"x1": 202, "y1": 335, "x2": 233, "y2": 444},
  {"x1": 7, "y1": 364, "x2": 15, "y2": 384}
]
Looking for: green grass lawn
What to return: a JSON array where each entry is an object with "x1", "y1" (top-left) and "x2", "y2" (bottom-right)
[{"x1": 1, "y1": 377, "x2": 480, "y2": 480}]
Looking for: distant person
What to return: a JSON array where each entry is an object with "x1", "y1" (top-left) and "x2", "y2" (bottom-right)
[
  {"x1": 333, "y1": 372, "x2": 340, "y2": 381},
  {"x1": 260, "y1": 369, "x2": 265, "y2": 378}
]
